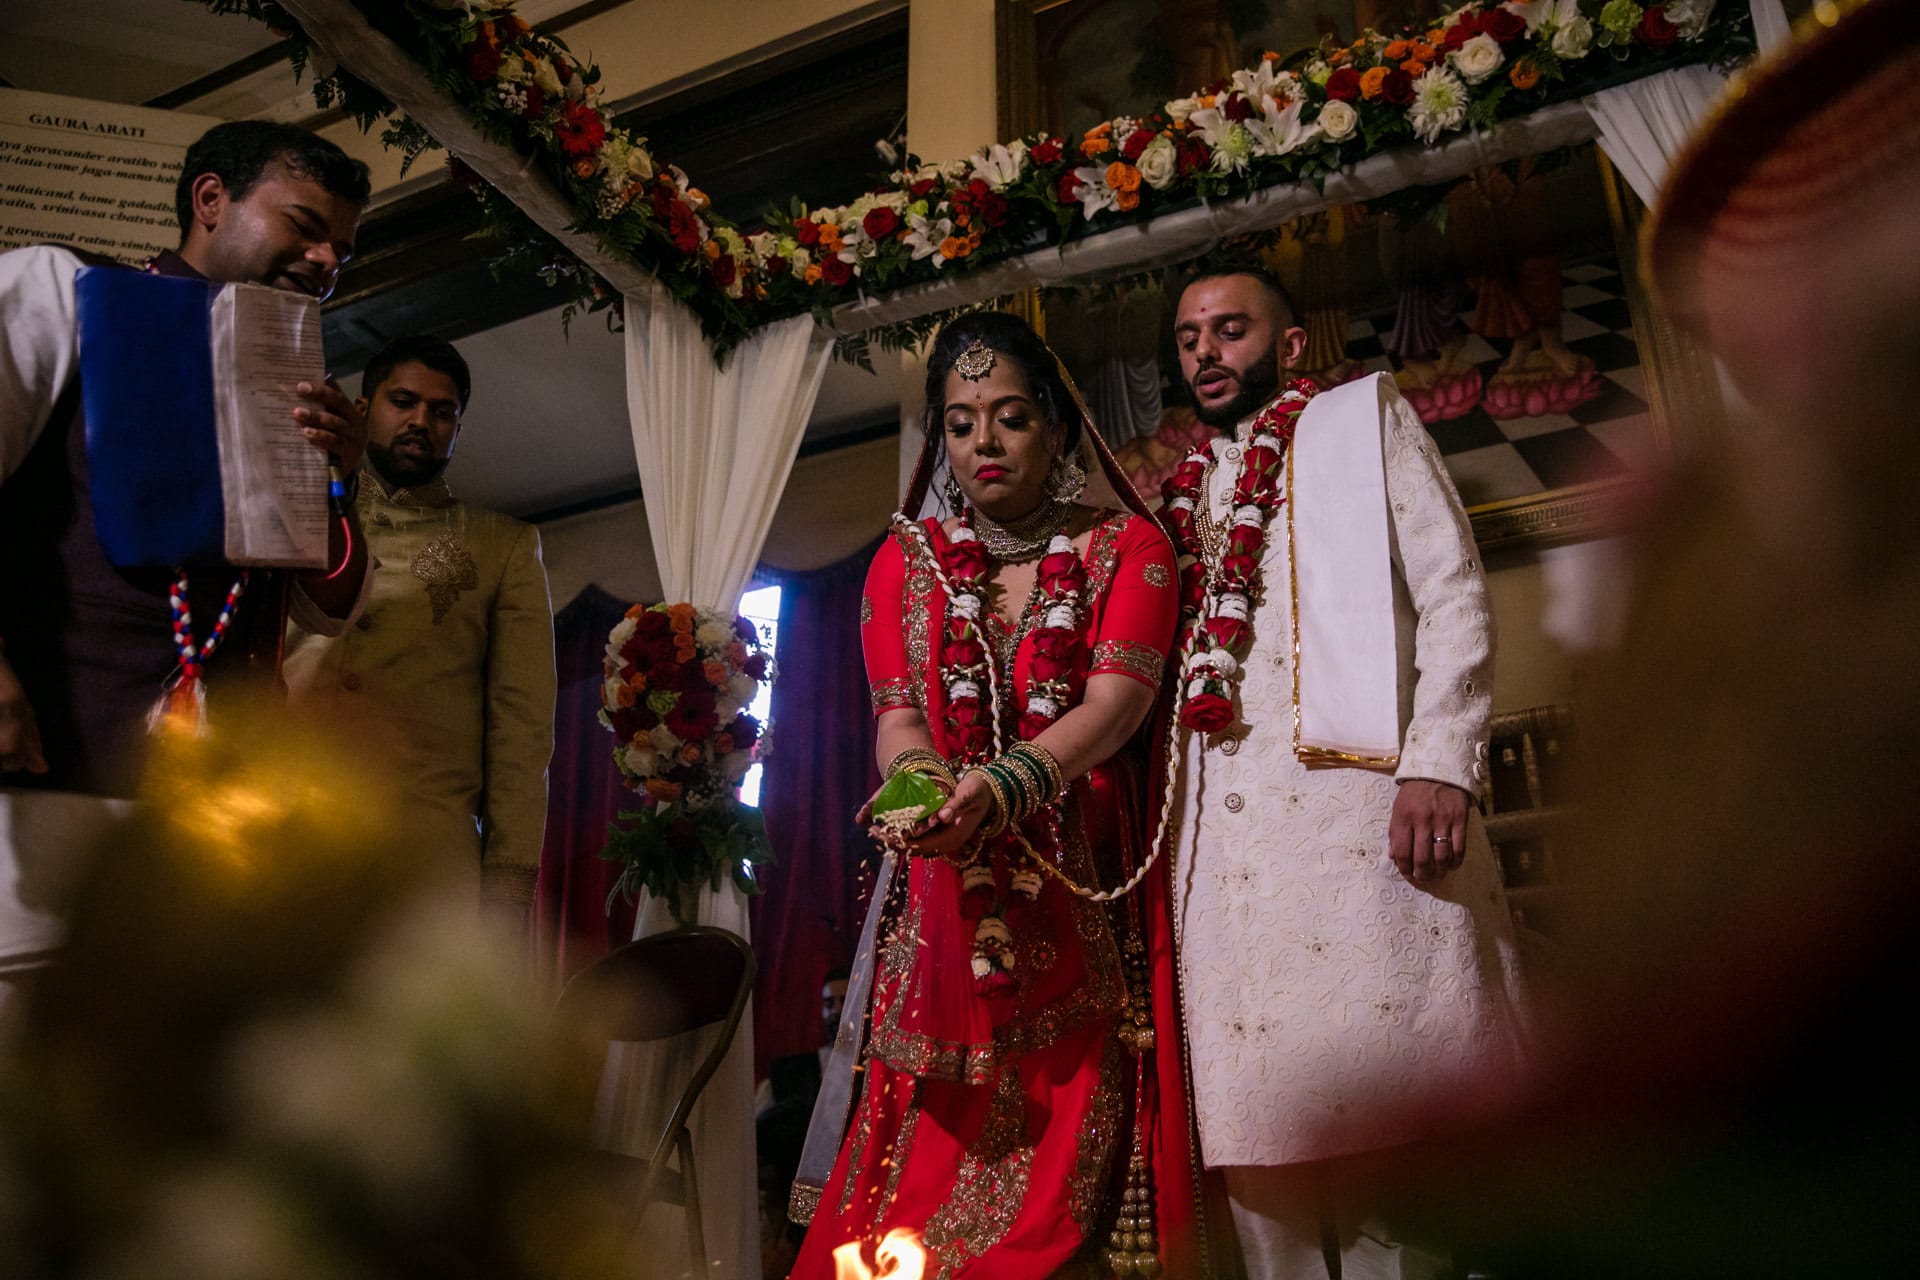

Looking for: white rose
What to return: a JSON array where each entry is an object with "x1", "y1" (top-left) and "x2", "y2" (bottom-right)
[
  {"x1": 1166, "y1": 96, "x2": 1201, "y2": 126},
  {"x1": 720, "y1": 751, "x2": 752, "y2": 783},
  {"x1": 532, "y1": 58, "x2": 563, "y2": 97},
  {"x1": 648, "y1": 724, "x2": 680, "y2": 754},
  {"x1": 623, "y1": 745, "x2": 661, "y2": 777},
  {"x1": 626, "y1": 146, "x2": 654, "y2": 180},
  {"x1": 695, "y1": 620, "x2": 731, "y2": 648},
  {"x1": 1551, "y1": 15, "x2": 1594, "y2": 59},
  {"x1": 1136, "y1": 134, "x2": 1178, "y2": 190},
  {"x1": 728, "y1": 672, "x2": 758, "y2": 702},
  {"x1": 603, "y1": 676, "x2": 627, "y2": 707},
  {"x1": 1317, "y1": 100, "x2": 1359, "y2": 143},
  {"x1": 1449, "y1": 33, "x2": 1505, "y2": 84}
]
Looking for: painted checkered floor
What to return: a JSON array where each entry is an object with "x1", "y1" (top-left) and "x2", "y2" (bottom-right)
[{"x1": 1345, "y1": 259, "x2": 1654, "y2": 508}]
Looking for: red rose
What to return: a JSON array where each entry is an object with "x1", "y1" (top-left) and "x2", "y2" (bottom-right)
[
  {"x1": 1029, "y1": 628, "x2": 1079, "y2": 672},
  {"x1": 710, "y1": 254, "x2": 736, "y2": 287},
  {"x1": 862, "y1": 206, "x2": 901, "y2": 240},
  {"x1": 765, "y1": 255, "x2": 787, "y2": 277},
  {"x1": 1383, "y1": 70, "x2": 1415, "y2": 106},
  {"x1": 1177, "y1": 139, "x2": 1209, "y2": 176},
  {"x1": 1325, "y1": 67, "x2": 1361, "y2": 101},
  {"x1": 793, "y1": 218, "x2": 820, "y2": 247},
  {"x1": 637, "y1": 609, "x2": 671, "y2": 637},
  {"x1": 1182, "y1": 692, "x2": 1236, "y2": 733},
  {"x1": 941, "y1": 638, "x2": 977, "y2": 669},
  {"x1": 909, "y1": 178, "x2": 937, "y2": 199},
  {"x1": 1206, "y1": 616, "x2": 1250, "y2": 653},
  {"x1": 1056, "y1": 171, "x2": 1084, "y2": 203},
  {"x1": 1122, "y1": 129, "x2": 1154, "y2": 161},
  {"x1": 555, "y1": 100, "x2": 607, "y2": 157},
  {"x1": 979, "y1": 193, "x2": 1009, "y2": 228},
  {"x1": 728, "y1": 713, "x2": 760, "y2": 747},
  {"x1": 821, "y1": 255, "x2": 854, "y2": 287},
  {"x1": 647, "y1": 661, "x2": 684, "y2": 692},
  {"x1": 1018, "y1": 712, "x2": 1058, "y2": 739},
  {"x1": 632, "y1": 703, "x2": 660, "y2": 731},
  {"x1": 734, "y1": 617, "x2": 760, "y2": 643},
  {"x1": 1482, "y1": 8, "x2": 1527, "y2": 42},
  {"x1": 1453, "y1": 10, "x2": 1484, "y2": 36},
  {"x1": 1222, "y1": 93, "x2": 1255, "y2": 123},
  {"x1": 743, "y1": 653, "x2": 769, "y2": 681},
  {"x1": 464, "y1": 41, "x2": 502, "y2": 82},
  {"x1": 1638, "y1": 5, "x2": 1679, "y2": 46},
  {"x1": 1031, "y1": 137, "x2": 1064, "y2": 165},
  {"x1": 520, "y1": 84, "x2": 545, "y2": 120},
  {"x1": 667, "y1": 201, "x2": 701, "y2": 254},
  {"x1": 945, "y1": 538, "x2": 988, "y2": 582}
]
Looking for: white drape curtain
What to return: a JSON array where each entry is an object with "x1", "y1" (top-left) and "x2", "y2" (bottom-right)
[
  {"x1": 593, "y1": 282, "x2": 833, "y2": 1279},
  {"x1": 1583, "y1": 63, "x2": 1728, "y2": 208},
  {"x1": 1583, "y1": 1, "x2": 1793, "y2": 208}
]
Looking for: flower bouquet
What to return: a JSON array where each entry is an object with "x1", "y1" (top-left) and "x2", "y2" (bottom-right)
[{"x1": 597, "y1": 602, "x2": 772, "y2": 923}]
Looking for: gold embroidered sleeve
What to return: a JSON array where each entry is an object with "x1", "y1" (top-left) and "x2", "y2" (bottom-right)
[
  {"x1": 1090, "y1": 639, "x2": 1167, "y2": 689},
  {"x1": 870, "y1": 677, "x2": 917, "y2": 714}
]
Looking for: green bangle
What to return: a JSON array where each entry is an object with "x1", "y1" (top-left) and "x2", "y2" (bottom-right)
[
  {"x1": 1001, "y1": 749, "x2": 1051, "y2": 809},
  {"x1": 1010, "y1": 741, "x2": 1064, "y2": 803},
  {"x1": 989, "y1": 760, "x2": 1031, "y2": 826}
]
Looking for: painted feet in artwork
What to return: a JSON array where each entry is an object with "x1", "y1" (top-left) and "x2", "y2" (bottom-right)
[
  {"x1": 1395, "y1": 336, "x2": 1485, "y2": 423},
  {"x1": 1484, "y1": 333, "x2": 1603, "y2": 419}
]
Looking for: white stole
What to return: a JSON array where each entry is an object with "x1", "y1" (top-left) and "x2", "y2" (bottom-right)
[{"x1": 1287, "y1": 373, "x2": 1404, "y2": 767}]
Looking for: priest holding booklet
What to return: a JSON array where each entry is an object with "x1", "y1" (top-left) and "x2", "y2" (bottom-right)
[{"x1": 0, "y1": 121, "x2": 375, "y2": 1021}]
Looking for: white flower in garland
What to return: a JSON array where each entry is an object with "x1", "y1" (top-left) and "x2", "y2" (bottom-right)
[
  {"x1": 1166, "y1": 95, "x2": 1203, "y2": 126},
  {"x1": 1317, "y1": 100, "x2": 1359, "y2": 143},
  {"x1": 1072, "y1": 166, "x2": 1121, "y2": 217},
  {"x1": 1449, "y1": 33, "x2": 1506, "y2": 84},
  {"x1": 532, "y1": 56, "x2": 564, "y2": 97},
  {"x1": 1501, "y1": 0, "x2": 1553, "y2": 32},
  {"x1": 1137, "y1": 133, "x2": 1179, "y2": 189},
  {"x1": 1230, "y1": 58, "x2": 1285, "y2": 104},
  {"x1": 969, "y1": 140, "x2": 1028, "y2": 191},
  {"x1": 1550, "y1": 12, "x2": 1595, "y2": 58},
  {"x1": 1246, "y1": 92, "x2": 1320, "y2": 159},
  {"x1": 1407, "y1": 66, "x2": 1470, "y2": 145},
  {"x1": 1665, "y1": 0, "x2": 1717, "y2": 38},
  {"x1": 904, "y1": 209, "x2": 955, "y2": 262},
  {"x1": 497, "y1": 55, "x2": 532, "y2": 84},
  {"x1": 1210, "y1": 122, "x2": 1254, "y2": 173},
  {"x1": 789, "y1": 246, "x2": 813, "y2": 278}
]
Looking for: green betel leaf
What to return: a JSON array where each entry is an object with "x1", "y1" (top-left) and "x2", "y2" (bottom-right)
[{"x1": 869, "y1": 770, "x2": 945, "y2": 834}]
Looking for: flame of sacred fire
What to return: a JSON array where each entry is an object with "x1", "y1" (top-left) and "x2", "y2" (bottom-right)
[{"x1": 831, "y1": 1228, "x2": 927, "y2": 1280}]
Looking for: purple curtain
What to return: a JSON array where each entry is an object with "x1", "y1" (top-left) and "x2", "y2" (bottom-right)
[
  {"x1": 749, "y1": 537, "x2": 886, "y2": 1079},
  {"x1": 534, "y1": 586, "x2": 639, "y2": 996}
]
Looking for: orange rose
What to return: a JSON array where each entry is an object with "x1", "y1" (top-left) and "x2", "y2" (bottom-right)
[
  {"x1": 726, "y1": 642, "x2": 749, "y2": 665},
  {"x1": 611, "y1": 683, "x2": 636, "y2": 709},
  {"x1": 685, "y1": 187, "x2": 710, "y2": 209},
  {"x1": 1427, "y1": 27, "x2": 1447, "y2": 43},
  {"x1": 702, "y1": 239, "x2": 721, "y2": 260},
  {"x1": 1080, "y1": 136, "x2": 1112, "y2": 158},
  {"x1": 703, "y1": 659, "x2": 727, "y2": 686},
  {"x1": 1510, "y1": 60, "x2": 1541, "y2": 90},
  {"x1": 678, "y1": 743, "x2": 704, "y2": 766},
  {"x1": 1401, "y1": 59, "x2": 1428, "y2": 76},
  {"x1": 715, "y1": 732, "x2": 736, "y2": 756},
  {"x1": 1115, "y1": 188, "x2": 1141, "y2": 211},
  {"x1": 1105, "y1": 161, "x2": 1141, "y2": 193},
  {"x1": 804, "y1": 263, "x2": 823, "y2": 284},
  {"x1": 953, "y1": 209, "x2": 972, "y2": 229},
  {"x1": 1411, "y1": 41, "x2": 1436, "y2": 61},
  {"x1": 669, "y1": 603, "x2": 695, "y2": 627},
  {"x1": 1329, "y1": 48, "x2": 1350, "y2": 65},
  {"x1": 1360, "y1": 67, "x2": 1390, "y2": 100},
  {"x1": 572, "y1": 157, "x2": 598, "y2": 180},
  {"x1": 939, "y1": 236, "x2": 966, "y2": 259},
  {"x1": 625, "y1": 604, "x2": 645, "y2": 620},
  {"x1": 1384, "y1": 39, "x2": 1410, "y2": 60},
  {"x1": 645, "y1": 779, "x2": 682, "y2": 803}
]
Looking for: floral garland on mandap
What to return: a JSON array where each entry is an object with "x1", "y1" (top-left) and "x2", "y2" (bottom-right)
[
  {"x1": 205, "y1": 0, "x2": 1751, "y2": 353},
  {"x1": 597, "y1": 602, "x2": 772, "y2": 923}
]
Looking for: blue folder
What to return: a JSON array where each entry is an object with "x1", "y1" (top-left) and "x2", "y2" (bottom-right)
[{"x1": 75, "y1": 266, "x2": 227, "y2": 566}]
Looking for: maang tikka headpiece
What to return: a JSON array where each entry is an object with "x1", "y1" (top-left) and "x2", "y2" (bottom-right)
[{"x1": 954, "y1": 339, "x2": 996, "y2": 381}]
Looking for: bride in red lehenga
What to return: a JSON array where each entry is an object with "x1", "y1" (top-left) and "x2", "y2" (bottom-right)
[{"x1": 788, "y1": 312, "x2": 1203, "y2": 1279}]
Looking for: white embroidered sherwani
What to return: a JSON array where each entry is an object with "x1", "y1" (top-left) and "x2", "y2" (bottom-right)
[
  {"x1": 283, "y1": 471, "x2": 557, "y2": 908},
  {"x1": 1170, "y1": 374, "x2": 1525, "y2": 1168}
]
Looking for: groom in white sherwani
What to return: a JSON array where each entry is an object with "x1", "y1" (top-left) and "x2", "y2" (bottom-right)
[{"x1": 1162, "y1": 261, "x2": 1526, "y2": 1279}]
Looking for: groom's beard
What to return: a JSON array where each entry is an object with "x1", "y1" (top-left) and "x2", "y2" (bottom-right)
[{"x1": 1187, "y1": 347, "x2": 1281, "y2": 429}]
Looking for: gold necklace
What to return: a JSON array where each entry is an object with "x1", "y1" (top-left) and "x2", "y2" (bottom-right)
[
  {"x1": 1193, "y1": 452, "x2": 1229, "y2": 564},
  {"x1": 974, "y1": 496, "x2": 1070, "y2": 563}
]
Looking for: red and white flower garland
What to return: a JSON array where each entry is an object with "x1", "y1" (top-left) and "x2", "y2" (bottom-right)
[
  {"x1": 928, "y1": 510, "x2": 1086, "y2": 994},
  {"x1": 1159, "y1": 379, "x2": 1318, "y2": 734}
]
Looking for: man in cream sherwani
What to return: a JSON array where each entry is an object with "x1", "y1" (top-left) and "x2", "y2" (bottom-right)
[{"x1": 1165, "y1": 262, "x2": 1525, "y2": 1279}]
